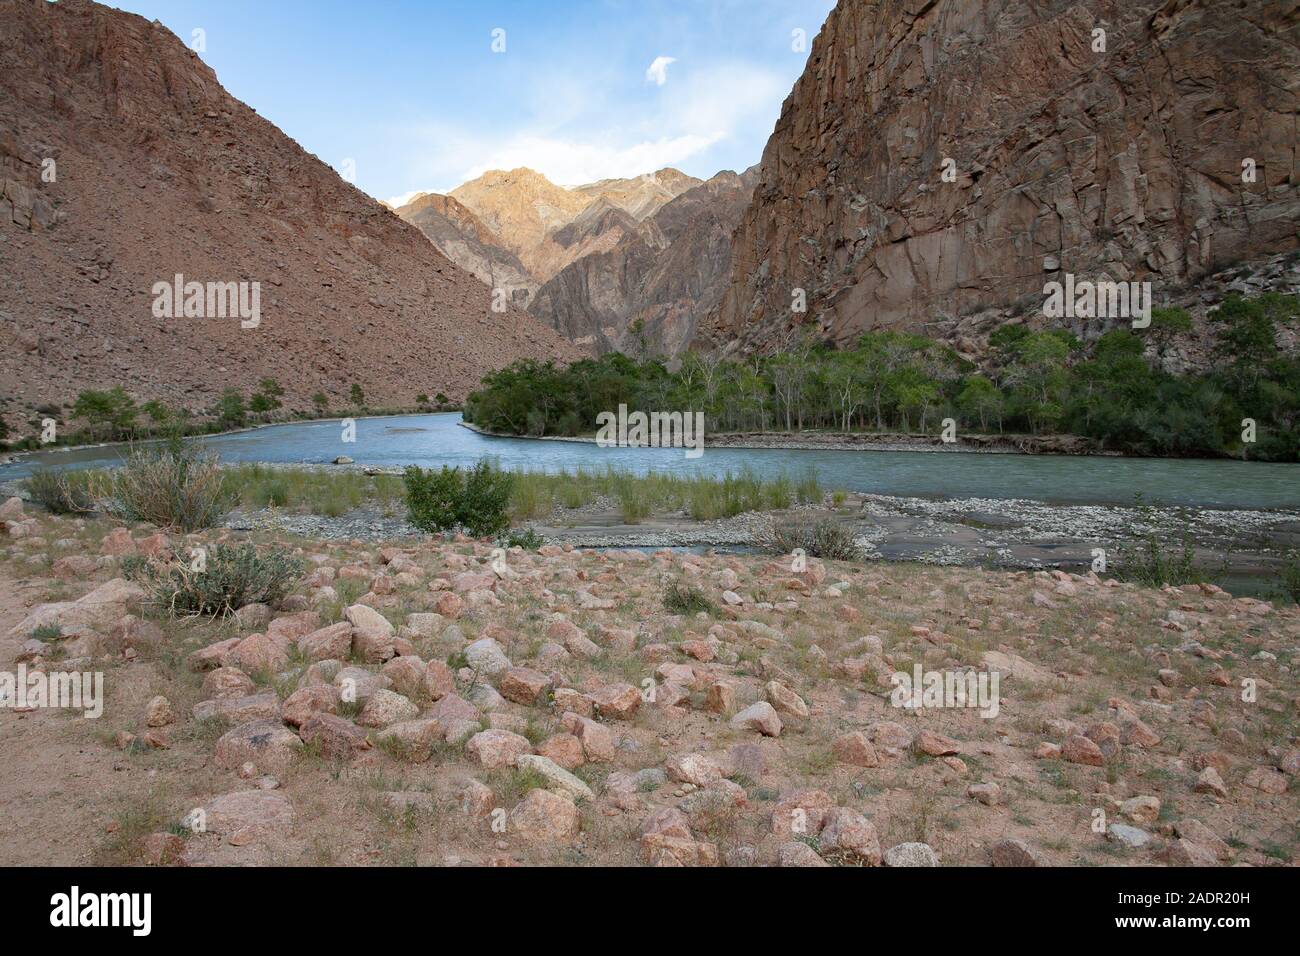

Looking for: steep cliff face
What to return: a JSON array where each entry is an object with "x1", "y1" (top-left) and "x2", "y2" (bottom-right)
[
  {"x1": 529, "y1": 169, "x2": 758, "y2": 355},
  {"x1": 0, "y1": 0, "x2": 578, "y2": 424},
  {"x1": 395, "y1": 192, "x2": 537, "y2": 307},
  {"x1": 700, "y1": 0, "x2": 1300, "y2": 354}
]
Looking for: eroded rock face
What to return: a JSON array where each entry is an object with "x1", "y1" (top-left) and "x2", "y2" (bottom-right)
[
  {"x1": 701, "y1": 0, "x2": 1300, "y2": 354},
  {"x1": 530, "y1": 169, "x2": 759, "y2": 356}
]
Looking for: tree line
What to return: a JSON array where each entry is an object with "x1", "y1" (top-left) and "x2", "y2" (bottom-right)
[
  {"x1": 463, "y1": 293, "x2": 1300, "y2": 461},
  {"x1": 0, "y1": 379, "x2": 449, "y2": 450}
]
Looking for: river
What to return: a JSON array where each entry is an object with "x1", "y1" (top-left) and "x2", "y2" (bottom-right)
[{"x1": 2, "y1": 412, "x2": 1297, "y2": 510}]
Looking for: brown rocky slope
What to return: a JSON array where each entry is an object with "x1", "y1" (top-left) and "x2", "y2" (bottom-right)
[
  {"x1": 0, "y1": 0, "x2": 578, "y2": 427},
  {"x1": 394, "y1": 193, "x2": 538, "y2": 309},
  {"x1": 700, "y1": 0, "x2": 1300, "y2": 354}
]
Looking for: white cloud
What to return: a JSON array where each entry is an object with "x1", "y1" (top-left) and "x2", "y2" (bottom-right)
[
  {"x1": 377, "y1": 59, "x2": 790, "y2": 199},
  {"x1": 383, "y1": 189, "x2": 428, "y2": 209},
  {"x1": 459, "y1": 133, "x2": 722, "y2": 187},
  {"x1": 668, "y1": 61, "x2": 789, "y2": 137},
  {"x1": 644, "y1": 56, "x2": 676, "y2": 87}
]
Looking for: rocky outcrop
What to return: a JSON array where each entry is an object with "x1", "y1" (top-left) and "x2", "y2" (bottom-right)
[
  {"x1": 530, "y1": 169, "x2": 758, "y2": 355},
  {"x1": 394, "y1": 192, "x2": 537, "y2": 308},
  {"x1": 0, "y1": 0, "x2": 578, "y2": 425},
  {"x1": 700, "y1": 0, "x2": 1300, "y2": 354},
  {"x1": 547, "y1": 200, "x2": 640, "y2": 278},
  {"x1": 449, "y1": 167, "x2": 700, "y2": 283}
]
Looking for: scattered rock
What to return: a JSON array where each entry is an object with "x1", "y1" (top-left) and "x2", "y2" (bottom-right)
[{"x1": 883, "y1": 842, "x2": 939, "y2": 867}]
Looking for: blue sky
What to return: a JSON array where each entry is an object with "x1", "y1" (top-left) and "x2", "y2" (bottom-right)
[{"x1": 107, "y1": 0, "x2": 836, "y2": 203}]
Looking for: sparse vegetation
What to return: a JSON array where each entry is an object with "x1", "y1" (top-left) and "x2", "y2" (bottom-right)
[
  {"x1": 1281, "y1": 550, "x2": 1300, "y2": 604},
  {"x1": 105, "y1": 437, "x2": 229, "y2": 532},
  {"x1": 1114, "y1": 496, "x2": 1204, "y2": 588},
  {"x1": 123, "y1": 542, "x2": 305, "y2": 617},
  {"x1": 23, "y1": 468, "x2": 94, "y2": 514},
  {"x1": 663, "y1": 579, "x2": 716, "y2": 616},
  {"x1": 766, "y1": 516, "x2": 862, "y2": 561},
  {"x1": 500, "y1": 527, "x2": 544, "y2": 550},
  {"x1": 508, "y1": 465, "x2": 822, "y2": 522}
]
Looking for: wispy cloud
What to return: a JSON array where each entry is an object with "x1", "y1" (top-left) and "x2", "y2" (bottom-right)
[
  {"x1": 386, "y1": 55, "x2": 787, "y2": 201},
  {"x1": 644, "y1": 55, "x2": 676, "y2": 86},
  {"x1": 464, "y1": 133, "x2": 722, "y2": 188}
]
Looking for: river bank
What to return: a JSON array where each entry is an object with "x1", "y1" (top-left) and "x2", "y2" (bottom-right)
[
  {"x1": 4, "y1": 452, "x2": 1297, "y2": 597},
  {"x1": 208, "y1": 470, "x2": 1300, "y2": 600},
  {"x1": 457, "y1": 421, "x2": 1109, "y2": 456}
]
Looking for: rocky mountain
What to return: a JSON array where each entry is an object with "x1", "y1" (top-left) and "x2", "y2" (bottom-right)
[
  {"x1": 571, "y1": 168, "x2": 702, "y2": 221},
  {"x1": 448, "y1": 168, "x2": 591, "y2": 282},
  {"x1": 699, "y1": 0, "x2": 1300, "y2": 355},
  {"x1": 0, "y1": 0, "x2": 578, "y2": 428},
  {"x1": 529, "y1": 168, "x2": 758, "y2": 355},
  {"x1": 449, "y1": 167, "x2": 700, "y2": 283},
  {"x1": 394, "y1": 192, "x2": 537, "y2": 308}
]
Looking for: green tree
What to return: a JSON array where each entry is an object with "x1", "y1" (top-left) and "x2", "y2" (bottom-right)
[
  {"x1": 250, "y1": 378, "x2": 284, "y2": 415},
  {"x1": 1212, "y1": 293, "x2": 1297, "y2": 392},
  {"x1": 141, "y1": 399, "x2": 171, "y2": 424},
  {"x1": 1146, "y1": 306, "x2": 1192, "y2": 362},
  {"x1": 956, "y1": 375, "x2": 1004, "y2": 431},
  {"x1": 213, "y1": 388, "x2": 247, "y2": 430},
  {"x1": 73, "y1": 387, "x2": 137, "y2": 440},
  {"x1": 349, "y1": 382, "x2": 366, "y2": 406}
]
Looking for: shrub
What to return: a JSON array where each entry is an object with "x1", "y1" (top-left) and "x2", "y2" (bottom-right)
[
  {"x1": 404, "y1": 464, "x2": 462, "y2": 533},
  {"x1": 663, "y1": 579, "x2": 716, "y2": 616},
  {"x1": 500, "y1": 527, "x2": 544, "y2": 550},
  {"x1": 767, "y1": 517, "x2": 862, "y2": 561},
  {"x1": 1114, "y1": 495, "x2": 1204, "y2": 588},
  {"x1": 1277, "y1": 550, "x2": 1300, "y2": 604},
  {"x1": 460, "y1": 460, "x2": 514, "y2": 537},
  {"x1": 212, "y1": 388, "x2": 247, "y2": 430},
  {"x1": 107, "y1": 437, "x2": 229, "y2": 532},
  {"x1": 124, "y1": 543, "x2": 305, "y2": 618},
  {"x1": 1116, "y1": 533, "x2": 1200, "y2": 588},
  {"x1": 404, "y1": 460, "x2": 513, "y2": 538},
  {"x1": 23, "y1": 468, "x2": 94, "y2": 514}
]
